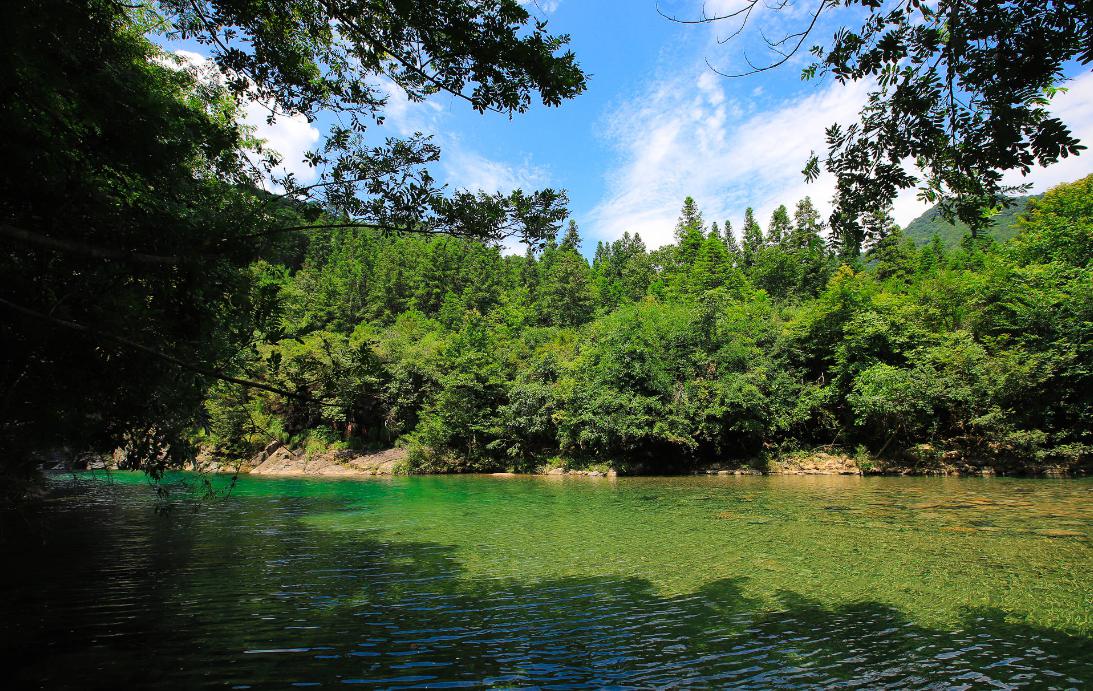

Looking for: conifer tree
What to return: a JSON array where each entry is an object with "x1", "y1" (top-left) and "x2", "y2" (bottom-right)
[
  {"x1": 539, "y1": 220, "x2": 593, "y2": 327},
  {"x1": 675, "y1": 196, "x2": 706, "y2": 238},
  {"x1": 675, "y1": 197, "x2": 706, "y2": 268},
  {"x1": 741, "y1": 207, "x2": 764, "y2": 267},
  {"x1": 560, "y1": 219, "x2": 582, "y2": 252},
  {"x1": 791, "y1": 197, "x2": 825, "y2": 249},
  {"x1": 767, "y1": 205, "x2": 792, "y2": 245},
  {"x1": 722, "y1": 220, "x2": 741, "y2": 261},
  {"x1": 692, "y1": 235, "x2": 736, "y2": 292}
]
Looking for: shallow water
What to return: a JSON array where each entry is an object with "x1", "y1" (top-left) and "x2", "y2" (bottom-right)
[{"x1": 4, "y1": 472, "x2": 1091, "y2": 688}]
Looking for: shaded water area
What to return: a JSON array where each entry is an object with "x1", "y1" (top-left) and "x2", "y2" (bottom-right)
[{"x1": 3, "y1": 473, "x2": 1091, "y2": 688}]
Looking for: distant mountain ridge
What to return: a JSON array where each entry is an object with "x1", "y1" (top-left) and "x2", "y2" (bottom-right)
[{"x1": 902, "y1": 195, "x2": 1038, "y2": 247}]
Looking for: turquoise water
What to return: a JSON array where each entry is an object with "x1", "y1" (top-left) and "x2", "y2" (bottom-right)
[{"x1": 3, "y1": 472, "x2": 1091, "y2": 687}]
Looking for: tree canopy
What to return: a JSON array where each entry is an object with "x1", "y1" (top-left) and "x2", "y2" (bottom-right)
[
  {"x1": 0, "y1": 0, "x2": 586, "y2": 482},
  {"x1": 192, "y1": 177, "x2": 1092, "y2": 476}
]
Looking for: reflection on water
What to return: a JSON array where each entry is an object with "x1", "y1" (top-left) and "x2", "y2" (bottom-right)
[{"x1": 3, "y1": 473, "x2": 1090, "y2": 688}]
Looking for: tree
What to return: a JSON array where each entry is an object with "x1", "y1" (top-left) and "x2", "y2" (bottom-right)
[
  {"x1": 560, "y1": 219, "x2": 582, "y2": 252},
  {"x1": 692, "y1": 235, "x2": 739, "y2": 293},
  {"x1": 668, "y1": 1, "x2": 1090, "y2": 251},
  {"x1": 592, "y1": 232, "x2": 652, "y2": 311},
  {"x1": 868, "y1": 228, "x2": 918, "y2": 282},
  {"x1": 1011, "y1": 174, "x2": 1093, "y2": 268},
  {"x1": 0, "y1": 0, "x2": 586, "y2": 479},
  {"x1": 1, "y1": 0, "x2": 283, "y2": 481},
  {"x1": 767, "y1": 205, "x2": 792, "y2": 245},
  {"x1": 740, "y1": 207, "x2": 764, "y2": 267},
  {"x1": 790, "y1": 197, "x2": 824, "y2": 250},
  {"x1": 722, "y1": 220, "x2": 741, "y2": 261},
  {"x1": 675, "y1": 196, "x2": 706, "y2": 238},
  {"x1": 539, "y1": 223, "x2": 594, "y2": 328},
  {"x1": 674, "y1": 197, "x2": 707, "y2": 270}
]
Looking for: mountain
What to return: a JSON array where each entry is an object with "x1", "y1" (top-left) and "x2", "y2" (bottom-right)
[{"x1": 902, "y1": 195, "x2": 1037, "y2": 247}]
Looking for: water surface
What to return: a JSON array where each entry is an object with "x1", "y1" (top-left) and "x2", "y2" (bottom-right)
[{"x1": 4, "y1": 473, "x2": 1091, "y2": 687}]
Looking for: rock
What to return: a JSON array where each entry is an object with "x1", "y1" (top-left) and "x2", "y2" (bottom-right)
[
  {"x1": 250, "y1": 446, "x2": 299, "y2": 474},
  {"x1": 263, "y1": 440, "x2": 282, "y2": 456},
  {"x1": 768, "y1": 452, "x2": 860, "y2": 476},
  {"x1": 547, "y1": 467, "x2": 566, "y2": 475},
  {"x1": 344, "y1": 447, "x2": 407, "y2": 475}
]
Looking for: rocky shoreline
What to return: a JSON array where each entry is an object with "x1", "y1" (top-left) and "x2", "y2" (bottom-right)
[{"x1": 178, "y1": 443, "x2": 1080, "y2": 479}]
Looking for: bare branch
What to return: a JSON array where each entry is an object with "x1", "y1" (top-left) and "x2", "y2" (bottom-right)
[
  {"x1": 657, "y1": 0, "x2": 759, "y2": 25},
  {"x1": 705, "y1": 1, "x2": 828, "y2": 77}
]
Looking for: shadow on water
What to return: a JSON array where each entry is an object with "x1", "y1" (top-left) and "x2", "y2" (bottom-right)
[{"x1": 2, "y1": 479, "x2": 1091, "y2": 688}]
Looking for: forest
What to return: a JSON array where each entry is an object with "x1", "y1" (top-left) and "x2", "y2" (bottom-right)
[
  {"x1": 190, "y1": 179, "x2": 1091, "y2": 475},
  {"x1": 2, "y1": 0, "x2": 1090, "y2": 483}
]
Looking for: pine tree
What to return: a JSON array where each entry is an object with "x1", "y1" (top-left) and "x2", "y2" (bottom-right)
[
  {"x1": 791, "y1": 197, "x2": 825, "y2": 249},
  {"x1": 593, "y1": 240, "x2": 609, "y2": 269},
  {"x1": 540, "y1": 250, "x2": 594, "y2": 327},
  {"x1": 767, "y1": 204, "x2": 791, "y2": 245},
  {"x1": 675, "y1": 196, "x2": 706, "y2": 239},
  {"x1": 741, "y1": 207, "x2": 764, "y2": 268},
  {"x1": 709, "y1": 221, "x2": 721, "y2": 241},
  {"x1": 869, "y1": 227, "x2": 918, "y2": 281},
  {"x1": 618, "y1": 233, "x2": 653, "y2": 302},
  {"x1": 560, "y1": 219, "x2": 582, "y2": 252},
  {"x1": 675, "y1": 197, "x2": 706, "y2": 268},
  {"x1": 722, "y1": 220, "x2": 741, "y2": 261},
  {"x1": 692, "y1": 235, "x2": 737, "y2": 292}
]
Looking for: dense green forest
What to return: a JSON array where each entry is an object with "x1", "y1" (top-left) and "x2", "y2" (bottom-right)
[
  {"x1": 199, "y1": 179, "x2": 1093, "y2": 474},
  {"x1": 2, "y1": 0, "x2": 1090, "y2": 486}
]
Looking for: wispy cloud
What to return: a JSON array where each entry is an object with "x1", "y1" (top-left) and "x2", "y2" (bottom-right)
[
  {"x1": 589, "y1": 59, "x2": 1093, "y2": 248},
  {"x1": 589, "y1": 66, "x2": 868, "y2": 248},
  {"x1": 378, "y1": 78, "x2": 553, "y2": 194},
  {"x1": 169, "y1": 49, "x2": 551, "y2": 203},
  {"x1": 442, "y1": 142, "x2": 550, "y2": 194}
]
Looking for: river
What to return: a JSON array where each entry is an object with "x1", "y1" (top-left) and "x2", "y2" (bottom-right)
[{"x1": 4, "y1": 472, "x2": 1091, "y2": 687}]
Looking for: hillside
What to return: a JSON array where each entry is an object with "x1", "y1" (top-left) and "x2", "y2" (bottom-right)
[{"x1": 903, "y1": 195, "x2": 1036, "y2": 246}]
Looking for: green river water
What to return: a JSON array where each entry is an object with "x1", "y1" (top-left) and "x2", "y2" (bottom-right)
[{"x1": 3, "y1": 472, "x2": 1091, "y2": 688}]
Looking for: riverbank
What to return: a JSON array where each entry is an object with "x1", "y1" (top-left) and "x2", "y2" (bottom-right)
[{"x1": 182, "y1": 442, "x2": 1083, "y2": 478}]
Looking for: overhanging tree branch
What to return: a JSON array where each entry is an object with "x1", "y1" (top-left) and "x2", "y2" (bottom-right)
[
  {"x1": 2, "y1": 224, "x2": 183, "y2": 265},
  {"x1": 0, "y1": 296, "x2": 335, "y2": 405}
]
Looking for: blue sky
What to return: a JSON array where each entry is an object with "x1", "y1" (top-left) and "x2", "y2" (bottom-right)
[{"x1": 170, "y1": 1, "x2": 1093, "y2": 255}]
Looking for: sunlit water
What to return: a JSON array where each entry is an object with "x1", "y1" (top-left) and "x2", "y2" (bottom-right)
[{"x1": 3, "y1": 472, "x2": 1091, "y2": 688}]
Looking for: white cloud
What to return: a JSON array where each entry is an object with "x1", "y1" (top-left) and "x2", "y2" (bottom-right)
[
  {"x1": 1003, "y1": 70, "x2": 1093, "y2": 194},
  {"x1": 167, "y1": 50, "x2": 560, "y2": 200},
  {"x1": 379, "y1": 77, "x2": 445, "y2": 137},
  {"x1": 442, "y1": 142, "x2": 550, "y2": 194},
  {"x1": 589, "y1": 69, "x2": 869, "y2": 248},
  {"x1": 375, "y1": 78, "x2": 551, "y2": 194},
  {"x1": 241, "y1": 102, "x2": 320, "y2": 185},
  {"x1": 170, "y1": 50, "x2": 320, "y2": 187},
  {"x1": 590, "y1": 63, "x2": 1093, "y2": 247}
]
